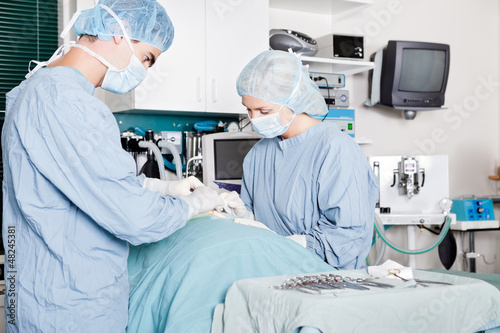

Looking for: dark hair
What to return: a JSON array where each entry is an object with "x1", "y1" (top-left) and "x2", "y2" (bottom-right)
[
  {"x1": 81, "y1": 34, "x2": 139, "y2": 44},
  {"x1": 81, "y1": 34, "x2": 98, "y2": 43}
]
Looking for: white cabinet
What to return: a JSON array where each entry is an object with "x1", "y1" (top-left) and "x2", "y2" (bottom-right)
[
  {"x1": 205, "y1": 0, "x2": 269, "y2": 113},
  {"x1": 106, "y1": 0, "x2": 269, "y2": 114}
]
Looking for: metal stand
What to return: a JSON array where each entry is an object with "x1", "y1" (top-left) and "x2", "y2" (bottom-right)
[
  {"x1": 450, "y1": 220, "x2": 499, "y2": 273},
  {"x1": 469, "y1": 231, "x2": 476, "y2": 273},
  {"x1": 407, "y1": 225, "x2": 417, "y2": 269}
]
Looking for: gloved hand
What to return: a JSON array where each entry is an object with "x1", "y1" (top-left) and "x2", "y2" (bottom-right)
[
  {"x1": 233, "y1": 218, "x2": 276, "y2": 234},
  {"x1": 219, "y1": 191, "x2": 252, "y2": 218},
  {"x1": 286, "y1": 234, "x2": 307, "y2": 248},
  {"x1": 180, "y1": 186, "x2": 224, "y2": 218},
  {"x1": 143, "y1": 176, "x2": 204, "y2": 197}
]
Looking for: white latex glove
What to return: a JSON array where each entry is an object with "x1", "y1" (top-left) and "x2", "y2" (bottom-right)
[
  {"x1": 286, "y1": 234, "x2": 307, "y2": 248},
  {"x1": 143, "y1": 176, "x2": 204, "y2": 197},
  {"x1": 180, "y1": 186, "x2": 224, "y2": 218},
  {"x1": 233, "y1": 218, "x2": 276, "y2": 234},
  {"x1": 218, "y1": 191, "x2": 252, "y2": 218}
]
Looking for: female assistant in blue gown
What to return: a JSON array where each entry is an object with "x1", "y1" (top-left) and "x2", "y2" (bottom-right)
[{"x1": 235, "y1": 50, "x2": 379, "y2": 270}]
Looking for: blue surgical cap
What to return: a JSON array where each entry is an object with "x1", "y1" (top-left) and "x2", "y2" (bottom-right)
[
  {"x1": 236, "y1": 50, "x2": 328, "y2": 116},
  {"x1": 73, "y1": 0, "x2": 174, "y2": 52}
]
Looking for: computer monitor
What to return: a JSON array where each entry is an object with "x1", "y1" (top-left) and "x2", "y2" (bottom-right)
[{"x1": 202, "y1": 131, "x2": 261, "y2": 193}]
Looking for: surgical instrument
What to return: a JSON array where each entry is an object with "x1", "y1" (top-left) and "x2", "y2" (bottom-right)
[
  {"x1": 415, "y1": 279, "x2": 453, "y2": 285},
  {"x1": 388, "y1": 269, "x2": 410, "y2": 282},
  {"x1": 270, "y1": 274, "x2": 394, "y2": 292},
  {"x1": 327, "y1": 275, "x2": 370, "y2": 291},
  {"x1": 352, "y1": 278, "x2": 395, "y2": 289}
]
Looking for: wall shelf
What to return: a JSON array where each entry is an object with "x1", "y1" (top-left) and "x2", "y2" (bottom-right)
[
  {"x1": 269, "y1": 0, "x2": 372, "y2": 19},
  {"x1": 355, "y1": 139, "x2": 373, "y2": 145},
  {"x1": 300, "y1": 55, "x2": 375, "y2": 75}
]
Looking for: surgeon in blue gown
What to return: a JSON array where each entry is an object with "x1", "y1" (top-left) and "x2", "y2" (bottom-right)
[
  {"x1": 1, "y1": 1, "x2": 223, "y2": 332},
  {"x1": 233, "y1": 50, "x2": 379, "y2": 270}
]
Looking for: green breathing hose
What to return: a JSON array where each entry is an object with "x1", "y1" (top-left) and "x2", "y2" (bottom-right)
[{"x1": 373, "y1": 214, "x2": 452, "y2": 255}]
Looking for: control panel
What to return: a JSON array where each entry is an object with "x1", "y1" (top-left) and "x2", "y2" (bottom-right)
[
  {"x1": 451, "y1": 199, "x2": 495, "y2": 221},
  {"x1": 323, "y1": 90, "x2": 349, "y2": 108},
  {"x1": 312, "y1": 109, "x2": 355, "y2": 138},
  {"x1": 310, "y1": 72, "x2": 345, "y2": 89}
]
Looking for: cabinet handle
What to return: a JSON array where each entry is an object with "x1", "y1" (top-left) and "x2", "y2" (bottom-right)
[
  {"x1": 196, "y1": 77, "x2": 202, "y2": 102},
  {"x1": 211, "y1": 78, "x2": 217, "y2": 103}
]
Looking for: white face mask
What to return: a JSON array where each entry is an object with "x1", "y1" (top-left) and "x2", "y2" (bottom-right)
[
  {"x1": 247, "y1": 64, "x2": 301, "y2": 139},
  {"x1": 250, "y1": 105, "x2": 296, "y2": 138},
  {"x1": 101, "y1": 52, "x2": 147, "y2": 94},
  {"x1": 72, "y1": 43, "x2": 147, "y2": 94}
]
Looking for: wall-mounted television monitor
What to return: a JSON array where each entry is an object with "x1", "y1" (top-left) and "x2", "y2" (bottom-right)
[
  {"x1": 202, "y1": 131, "x2": 261, "y2": 193},
  {"x1": 380, "y1": 40, "x2": 450, "y2": 110}
]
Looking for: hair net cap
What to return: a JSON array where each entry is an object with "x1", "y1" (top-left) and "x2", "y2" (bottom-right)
[
  {"x1": 73, "y1": 0, "x2": 174, "y2": 52},
  {"x1": 236, "y1": 50, "x2": 328, "y2": 116}
]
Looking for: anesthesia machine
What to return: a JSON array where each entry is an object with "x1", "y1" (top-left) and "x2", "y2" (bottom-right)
[
  {"x1": 369, "y1": 155, "x2": 456, "y2": 268},
  {"x1": 120, "y1": 122, "x2": 259, "y2": 187}
]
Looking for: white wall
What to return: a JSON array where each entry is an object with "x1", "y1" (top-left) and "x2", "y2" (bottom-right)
[
  {"x1": 269, "y1": 8, "x2": 332, "y2": 38},
  {"x1": 271, "y1": 0, "x2": 500, "y2": 273}
]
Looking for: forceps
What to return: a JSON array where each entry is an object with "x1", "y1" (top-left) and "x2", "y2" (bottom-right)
[
  {"x1": 327, "y1": 274, "x2": 370, "y2": 291},
  {"x1": 303, "y1": 275, "x2": 345, "y2": 290},
  {"x1": 277, "y1": 276, "x2": 344, "y2": 294},
  {"x1": 388, "y1": 269, "x2": 409, "y2": 282},
  {"x1": 387, "y1": 270, "x2": 452, "y2": 287},
  {"x1": 352, "y1": 278, "x2": 395, "y2": 289},
  {"x1": 387, "y1": 269, "x2": 429, "y2": 287},
  {"x1": 415, "y1": 279, "x2": 453, "y2": 285}
]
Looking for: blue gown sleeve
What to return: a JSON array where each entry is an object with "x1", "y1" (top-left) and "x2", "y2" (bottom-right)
[
  {"x1": 304, "y1": 139, "x2": 378, "y2": 269},
  {"x1": 17, "y1": 84, "x2": 188, "y2": 245}
]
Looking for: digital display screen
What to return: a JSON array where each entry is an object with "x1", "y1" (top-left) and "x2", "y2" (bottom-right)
[
  {"x1": 348, "y1": 123, "x2": 353, "y2": 130},
  {"x1": 399, "y1": 49, "x2": 446, "y2": 93},
  {"x1": 333, "y1": 35, "x2": 363, "y2": 59},
  {"x1": 214, "y1": 139, "x2": 260, "y2": 180}
]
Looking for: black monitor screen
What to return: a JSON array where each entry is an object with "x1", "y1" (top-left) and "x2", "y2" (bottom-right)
[
  {"x1": 399, "y1": 49, "x2": 446, "y2": 93},
  {"x1": 214, "y1": 139, "x2": 259, "y2": 180}
]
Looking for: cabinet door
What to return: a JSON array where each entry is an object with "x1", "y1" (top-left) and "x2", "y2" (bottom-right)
[
  {"x1": 134, "y1": 0, "x2": 206, "y2": 112},
  {"x1": 205, "y1": 0, "x2": 269, "y2": 114}
]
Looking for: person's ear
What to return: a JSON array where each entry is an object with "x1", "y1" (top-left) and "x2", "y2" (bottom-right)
[{"x1": 112, "y1": 35, "x2": 125, "y2": 45}]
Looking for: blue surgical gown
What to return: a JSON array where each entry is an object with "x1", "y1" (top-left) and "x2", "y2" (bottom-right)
[
  {"x1": 2, "y1": 67, "x2": 189, "y2": 332},
  {"x1": 241, "y1": 122, "x2": 379, "y2": 270}
]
